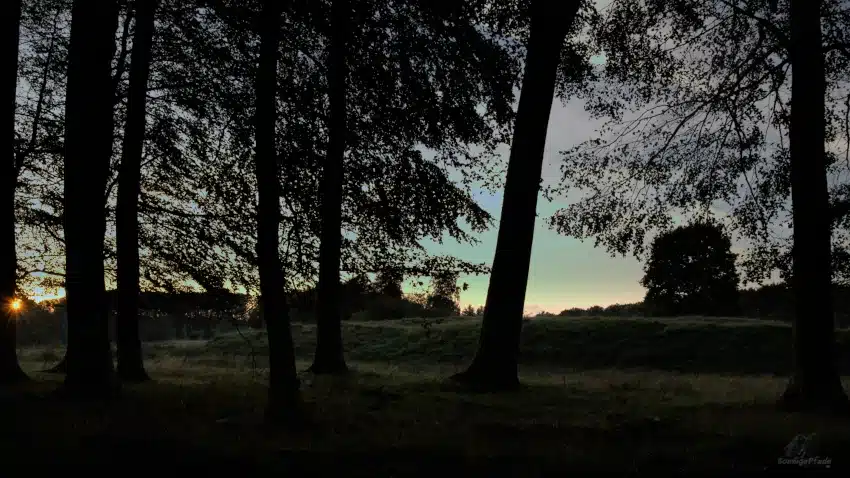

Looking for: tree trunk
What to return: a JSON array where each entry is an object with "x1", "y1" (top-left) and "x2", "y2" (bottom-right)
[
  {"x1": 779, "y1": 0, "x2": 850, "y2": 414},
  {"x1": 0, "y1": 0, "x2": 27, "y2": 385},
  {"x1": 450, "y1": 0, "x2": 575, "y2": 392},
  {"x1": 310, "y1": 0, "x2": 348, "y2": 374},
  {"x1": 61, "y1": 0, "x2": 120, "y2": 399},
  {"x1": 255, "y1": 0, "x2": 305, "y2": 427},
  {"x1": 310, "y1": 0, "x2": 348, "y2": 375},
  {"x1": 116, "y1": 0, "x2": 158, "y2": 383}
]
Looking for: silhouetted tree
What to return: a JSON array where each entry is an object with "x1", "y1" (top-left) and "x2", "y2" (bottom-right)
[
  {"x1": 0, "y1": 0, "x2": 28, "y2": 384},
  {"x1": 641, "y1": 222, "x2": 740, "y2": 317},
  {"x1": 254, "y1": 0, "x2": 304, "y2": 426},
  {"x1": 779, "y1": 0, "x2": 849, "y2": 413},
  {"x1": 311, "y1": 0, "x2": 349, "y2": 375},
  {"x1": 558, "y1": 307, "x2": 585, "y2": 317},
  {"x1": 586, "y1": 305, "x2": 604, "y2": 316},
  {"x1": 603, "y1": 304, "x2": 628, "y2": 317},
  {"x1": 451, "y1": 0, "x2": 581, "y2": 391},
  {"x1": 461, "y1": 304, "x2": 476, "y2": 316},
  {"x1": 426, "y1": 270, "x2": 464, "y2": 315},
  {"x1": 61, "y1": 0, "x2": 120, "y2": 398},
  {"x1": 374, "y1": 269, "x2": 404, "y2": 299},
  {"x1": 115, "y1": 0, "x2": 159, "y2": 383},
  {"x1": 340, "y1": 273, "x2": 369, "y2": 319}
]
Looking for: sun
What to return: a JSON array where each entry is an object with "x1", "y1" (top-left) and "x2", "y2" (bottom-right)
[{"x1": 9, "y1": 298, "x2": 23, "y2": 313}]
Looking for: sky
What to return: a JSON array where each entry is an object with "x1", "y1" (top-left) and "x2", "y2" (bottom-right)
[{"x1": 418, "y1": 95, "x2": 649, "y2": 315}]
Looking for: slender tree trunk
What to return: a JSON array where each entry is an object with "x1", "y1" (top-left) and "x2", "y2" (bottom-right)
[
  {"x1": 61, "y1": 0, "x2": 120, "y2": 399},
  {"x1": 779, "y1": 0, "x2": 850, "y2": 414},
  {"x1": 116, "y1": 0, "x2": 158, "y2": 383},
  {"x1": 310, "y1": 0, "x2": 348, "y2": 375},
  {"x1": 255, "y1": 0, "x2": 304, "y2": 427},
  {"x1": 0, "y1": 0, "x2": 27, "y2": 385},
  {"x1": 450, "y1": 1, "x2": 576, "y2": 391}
]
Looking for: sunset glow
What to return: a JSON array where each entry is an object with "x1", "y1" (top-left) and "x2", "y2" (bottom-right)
[{"x1": 9, "y1": 298, "x2": 23, "y2": 313}]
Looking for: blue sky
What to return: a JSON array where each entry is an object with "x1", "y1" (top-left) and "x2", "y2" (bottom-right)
[{"x1": 417, "y1": 95, "x2": 649, "y2": 315}]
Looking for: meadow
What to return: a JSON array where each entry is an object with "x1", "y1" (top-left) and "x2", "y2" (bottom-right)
[{"x1": 4, "y1": 315, "x2": 850, "y2": 474}]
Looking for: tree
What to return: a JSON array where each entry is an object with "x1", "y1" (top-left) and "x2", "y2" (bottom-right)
[
  {"x1": 426, "y1": 270, "x2": 464, "y2": 315},
  {"x1": 461, "y1": 304, "x2": 475, "y2": 316},
  {"x1": 0, "y1": 0, "x2": 28, "y2": 384},
  {"x1": 115, "y1": 0, "x2": 159, "y2": 383},
  {"x1": 451, "y1": 0, "x2": 582, "y2": 391},
  {"x1": 374, "y1": 269, "x2": 404, "y2": 299},
  {"x1": 61, "y1": 0, "x2": 120, "y2": 398},
  {"x1": 779, "y1": 0, "x2": 849, "y2": 413},
  {"x1": 254, "y1": 0, "x2": 304, "y2": 426},
  {"x1": 586, "y1": 305, "x2": 603, "y2": 316},
  {"x1": 311, "y1": 0, "x2": 349, "y2": 375},
  {"x1": 640, "y1": 222, "x2": 740, "y2": 317},
  {"x1": 558, "y1": 308, "x2": 585, "y2": 317}
]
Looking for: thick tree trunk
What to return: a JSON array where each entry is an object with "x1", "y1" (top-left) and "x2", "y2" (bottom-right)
[
  {"x1": 450, "y1": 1, "x2": 575, "y2": 392},
  {"x1": 779, "y1": 0, "x2": 850, "y2": 414},
  {"x1": 61, "y1": 0, "x2": 120, "y2": 399},
  {"x1": 255, "y1": 0, "x2": 305, "y2": 427},
  {"x1": 0, "y1": 0, "x2": 28, "y2": 385},
  {"x1": 310, "y1": 0, "x2": 348, "y2": 375},
  {"x1": 116, "y1": 0, "x2": 158, "y2": 383}
]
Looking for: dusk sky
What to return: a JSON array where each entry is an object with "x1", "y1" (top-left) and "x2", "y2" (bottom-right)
[{"x1": 418, "y1": 94, "x2": 650, "y2": 315}]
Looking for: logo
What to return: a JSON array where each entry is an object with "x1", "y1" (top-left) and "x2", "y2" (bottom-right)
[{"x1": 777, "y1": 433, "x2": 832, "y2": 469}]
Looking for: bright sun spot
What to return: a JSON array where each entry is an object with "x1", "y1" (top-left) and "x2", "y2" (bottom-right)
[{"x1": 10, "y1": 299, "x2": 23, "y2": 312}]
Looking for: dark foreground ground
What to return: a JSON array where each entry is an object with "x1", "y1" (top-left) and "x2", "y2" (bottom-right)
[{"x1": 4, "y1": 316, "x2": 850, "y2": 475}]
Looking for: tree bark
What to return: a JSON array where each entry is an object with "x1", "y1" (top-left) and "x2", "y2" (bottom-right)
[
  {"x1": 310, "y1": 0, "x2": 348, "y2": 375},
  {"x1": 450, "y1": 1, "x2": 576, "y2": 392},
  {"x1": 255, "y1": 0, "x2": 305, "y2": 427},
  {"x1": 116, "y1": 0, "x2": 158, "y2": 383},
  {"x1": 0, "y1": 0, "x2": 28, "y2": 385},
  {"x1": 61, "y1": 0, "x2": 120, "y2": 399},
  {"x1": 779, "y1": 0, "x2": 850, "y2": 414}
]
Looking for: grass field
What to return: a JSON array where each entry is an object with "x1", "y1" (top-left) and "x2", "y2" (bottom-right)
[{"x1": 3, "y1": 316, "x2": 850, "y2": 475}]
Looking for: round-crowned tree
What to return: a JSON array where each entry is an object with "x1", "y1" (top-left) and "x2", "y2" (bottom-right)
[{"x1": 641, "y1": 222, "x2": 740, "y2": 317}]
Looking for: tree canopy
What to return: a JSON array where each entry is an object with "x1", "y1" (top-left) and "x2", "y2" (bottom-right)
[
  {"x1": 546, "y1": 0, "x2": 850, "y2": 285},
  {"x1": 641, "y1": 221, "x2": 740, "y2": 316}
]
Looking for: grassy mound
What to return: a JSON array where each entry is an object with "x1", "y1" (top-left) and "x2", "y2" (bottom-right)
[
  {"x1": 159, "y1": 316, "x2": 850, "y2": 376},
  {"x1": 7, "y1": 316, "x2": 850, "y2": 475}
]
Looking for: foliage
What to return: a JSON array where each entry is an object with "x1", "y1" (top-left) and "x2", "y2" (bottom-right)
[
  {"x1": 586, "y1": 305, "x2": 604, "y2": 316},
  {"x1": 641, "y1": 222, "x2": 740, "y2": 317},
  {"x1": 425, "y1": 270, "x2": 466, "y2": 315},
  {"x1": 545, "y1": 0, "x2": 850, "y2": 285},
  {"x1": 558, "y1": 307, "x2": 586, "y2": 317},
  {"x1": 13, "y1": 0, "x2": 524, "y2": 297},
  {"x1": 372, "y1": 269, "x2": 403, "y2": 299}
]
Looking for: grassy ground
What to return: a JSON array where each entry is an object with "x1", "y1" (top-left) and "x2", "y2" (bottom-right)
[{"x1": 3, "y1": 316, "x2": 850, "y2": 475}]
